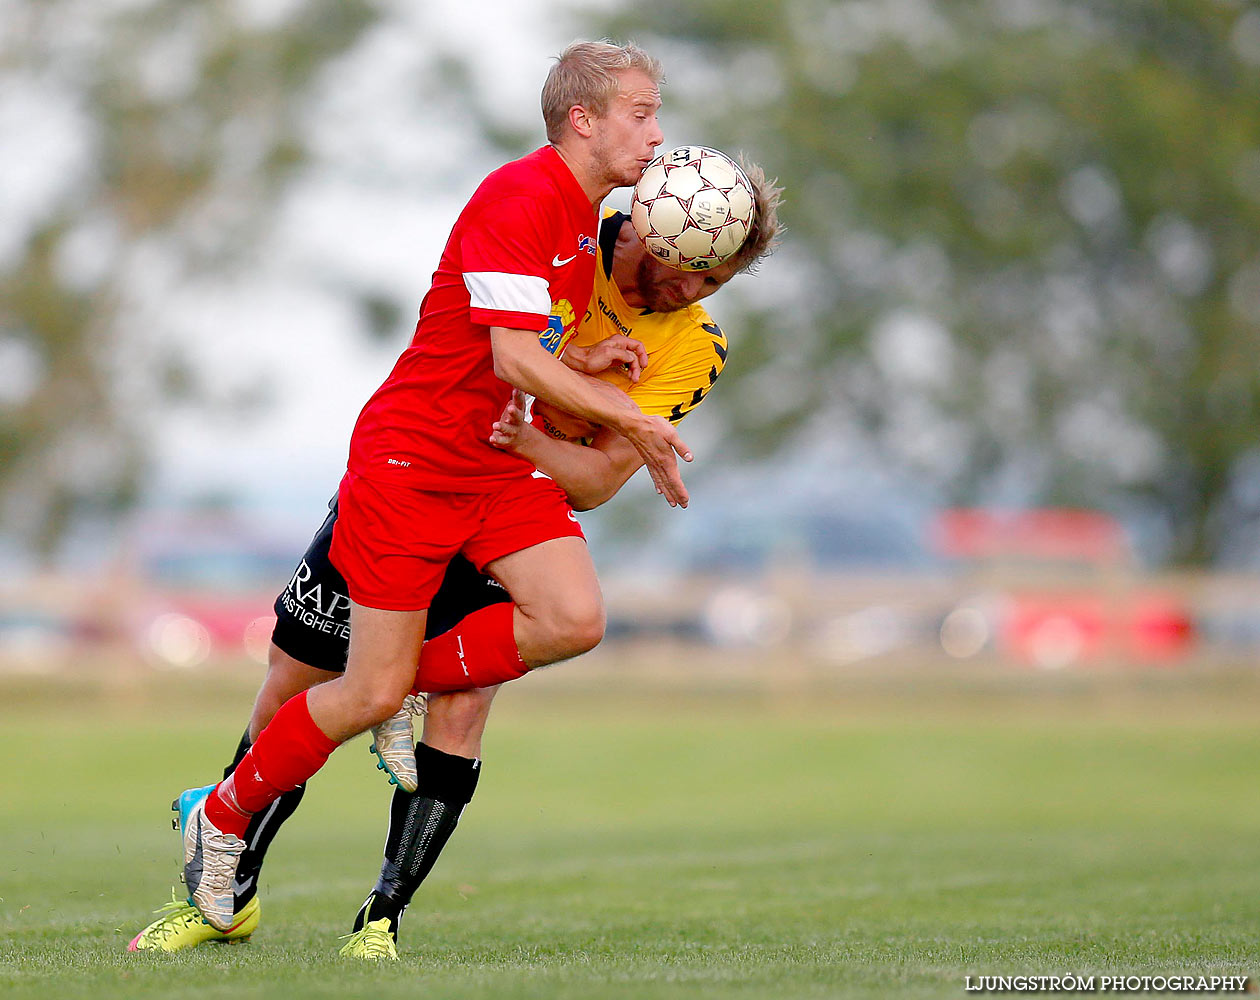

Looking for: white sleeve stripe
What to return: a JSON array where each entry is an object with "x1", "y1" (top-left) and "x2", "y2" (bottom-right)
[{"x1": 464, "y1": 271, "x2": 551, "y2": 316}]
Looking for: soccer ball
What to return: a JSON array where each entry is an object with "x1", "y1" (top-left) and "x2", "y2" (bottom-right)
[{"x1": 631, "y1": 145, "x2": 756, "y2": 271}]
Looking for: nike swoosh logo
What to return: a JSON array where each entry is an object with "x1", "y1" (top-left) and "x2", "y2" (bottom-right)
[
  {"x1": 552, "y1": 253, "x2": 576, "y2": 267},
  {"x1": 187, "y1": 815, "x2": 204, "y2": 891},
  {"x1": 232, "y1": 874, "x2": 256, "y2": 894}
]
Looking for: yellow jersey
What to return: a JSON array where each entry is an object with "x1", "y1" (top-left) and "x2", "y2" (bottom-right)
[{"x1": 533, "y1": 211, "x2": 729, "y2": 443}]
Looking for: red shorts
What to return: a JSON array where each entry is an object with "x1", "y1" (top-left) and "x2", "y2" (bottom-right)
[{"x1": 328, "y1": 471, "x2": 585, "y2": 611}]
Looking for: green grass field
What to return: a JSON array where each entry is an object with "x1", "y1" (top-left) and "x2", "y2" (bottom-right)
[{"x1": 1, "y1": 660, "x2": 1258, "y2": 999}]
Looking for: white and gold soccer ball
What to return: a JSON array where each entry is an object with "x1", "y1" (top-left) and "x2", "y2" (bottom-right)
[{"x1": 630, "y1": 145, "x2": 756, "y2": 271}]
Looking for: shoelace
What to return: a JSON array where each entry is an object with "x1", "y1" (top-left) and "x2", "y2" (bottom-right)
[
  {"x1": 199, "y1": 828, "x2": 246, "y2": 892},
  {"x1": 375, "y1": 695, "x2": 426, "y2": 739},
  {"x1": 339, "y1": 920, "x2": 396, "y2": 958},
  {"x1": 145, "y1": 892, "x2": 201, "y2": 942}
]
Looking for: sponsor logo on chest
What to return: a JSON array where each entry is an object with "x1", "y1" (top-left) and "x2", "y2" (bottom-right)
[
  {"x1": 552, "y1": 234, "x2": 597, "y2": 268},
  {"x1": 539, "y1": 298, "x2": 578, "y2": 356}
]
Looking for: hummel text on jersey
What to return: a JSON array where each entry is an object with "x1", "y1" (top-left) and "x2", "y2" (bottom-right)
[{"x1": 597, "y1": 296, "x2": 632, "y2": 336}]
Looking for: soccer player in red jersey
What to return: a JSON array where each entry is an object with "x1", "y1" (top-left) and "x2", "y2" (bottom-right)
[{"x1": 180, "y1": 41, "x2": 687, "y2": 931}]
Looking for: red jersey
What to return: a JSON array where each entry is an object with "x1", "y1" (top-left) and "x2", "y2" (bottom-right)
[{"x1": 347, "y1": 146, "x2": 598, "y2": 492}]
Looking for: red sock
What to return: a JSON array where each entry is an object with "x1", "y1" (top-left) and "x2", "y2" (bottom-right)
[
  {"x1": 204, "y1": 690, "x2": 340, "y2": 837},
  {"x1": 412, "y1": 602, "x2": 529, "y2": 693}
]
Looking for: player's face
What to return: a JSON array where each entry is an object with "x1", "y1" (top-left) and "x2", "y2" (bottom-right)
[
  {"x1": 633, "y1": 253, "x2": 738, "y2": 313},
  {"x1": 590, "y1": 69, "x2": 664, "y2": 188}
]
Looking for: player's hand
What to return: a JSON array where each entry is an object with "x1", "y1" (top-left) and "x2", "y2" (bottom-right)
[
  {"x1": 620, "y1": 412, "x2": 693, "y2": 508},
  {"x1": 489, "y1": 390, "x2": 532, "y2": 451},
  {"x1": 564, "y1": 335, "x2": 649, "y2": 382}
]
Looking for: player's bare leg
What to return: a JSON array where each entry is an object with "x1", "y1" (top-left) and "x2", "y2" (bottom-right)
[
  {"x1": 485, "y1": 536, "x2": 605, "y2": 667},
  {"x1": 303, "y1": 603, "x2": 430, "y2": 787},
  {"x1": 405, "y1": 536, "x2": 603, "y2": 697},
  {"x1": 248, "y1": 646, "x2": 341, "y2": 740},
  {"x1": 274, "y1": 604, "x2": 424, "y2": 792},
  {"x1": 306, "y1": 605, "x2": 428, "y2": 740},
  {"x1": 421, "y1": 687, "x2": 499, "y2": 757}
]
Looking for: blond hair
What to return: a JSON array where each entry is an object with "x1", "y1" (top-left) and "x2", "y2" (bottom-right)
[
  {"x1": 542, "y1": 40, "x2": 664, "y2": 144},
  {"x1": 729, "y1": 157, "x2": 784, "y2": 274}
]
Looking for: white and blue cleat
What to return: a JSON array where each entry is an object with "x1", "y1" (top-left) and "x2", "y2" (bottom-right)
[
  {"x1": 182, "y1": 797, "x2": 245, "y2": 932},
  {"x1": 367, "y1": 694, "x2": 425, "y2": 793}
]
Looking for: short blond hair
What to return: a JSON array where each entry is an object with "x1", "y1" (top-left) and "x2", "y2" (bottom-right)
[
  {"x1": 542, "y1": 40, "x2": 664, "y2": 144},
  {"x1": 729, "y1": 157, "x2": 784, "y2": 274}
]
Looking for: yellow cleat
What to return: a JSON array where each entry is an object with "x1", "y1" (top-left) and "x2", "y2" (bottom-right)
[
  {"x1": 338, "y1": 917, "x2": 398, "y2": 961},
  {"x1": 127, "y1": 889, "x2": 260, "y2": 952}
]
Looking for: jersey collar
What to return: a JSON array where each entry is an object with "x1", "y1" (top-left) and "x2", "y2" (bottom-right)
[{"x1": 541, "y1": 145, "x2": 599, "y2": 215}]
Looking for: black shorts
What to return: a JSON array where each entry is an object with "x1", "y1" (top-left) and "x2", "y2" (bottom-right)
[{"x1": 270, "y1": 498, "x2": 512, "y2": 673}]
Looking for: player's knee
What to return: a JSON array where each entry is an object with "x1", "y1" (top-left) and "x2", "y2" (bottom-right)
[
  {"x1": 425, "y1": 688, "x2": 494, "y2": 744},
  {"x1": 250, "y1": 647, "x2": 303, "y2": 733},
  {"x1": 341, "y1": 674, "x2": 411, "y2": 728},
  {"x1": 254, "y1": 669, "x2": 285, "y2": 715},
  {"x1": 552, "y1": 598, "x2": 606, "y2": 657},
  {"x1": 250, "y1": 687, "x2": 284, "y2": 734},
  {"x1": 364, "y1": 688, "x2": 410, "y2": 727},
  {"x1": 437, "y1": 688, "x2": 492, "y2": 724}
]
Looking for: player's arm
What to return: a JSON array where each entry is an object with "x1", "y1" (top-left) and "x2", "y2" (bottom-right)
[
  {"x1": 489, "y1": 392, "x2": 642, "y2": 510},
  {"x1": 490, "y1": 326, "x2": 691, "y2": 507},
  {"x1": 541, "y1": 429, "x2": 641, "y2": 511}
]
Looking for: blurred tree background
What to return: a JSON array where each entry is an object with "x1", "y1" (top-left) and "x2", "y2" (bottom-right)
[
  {"x1": 587, "y1": 0, "x2": 1260, "y2": 564},
  {"x1": 4, "y1": 0, "x2": 1260, "y2": 566},
  {"x1": 0, "y1": 0, "x2": 376, "y2": 555}
]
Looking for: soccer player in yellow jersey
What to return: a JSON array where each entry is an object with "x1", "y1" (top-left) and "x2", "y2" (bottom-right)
[
  {"x1": 129, "y1": 162, "x2": 782, "y2": 959},
  {"x1": 518, "y1": 205, "x2": 736, "y2": 509}
]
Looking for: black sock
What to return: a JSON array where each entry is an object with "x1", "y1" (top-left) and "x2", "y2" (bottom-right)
[
  {"x1": 224, "y1": 728, "x2": 252, "y2": 778},
  {"x1": 353, "y1": 742, "x2": 481, "y2": 940},
  {"x1": 221, "y1": 727, "x2": 306, "y2": 911}
]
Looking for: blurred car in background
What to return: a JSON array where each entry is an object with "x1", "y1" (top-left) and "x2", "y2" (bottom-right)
[
  {"x1": 598, "y1": 501, "x2": 1197, "y2": 670},
  {"x1": 93, "y1": 511, "x2": 293, "y2": 669},
  {"x1": 599, "y1": 503, "x2": 951, "y2": 662},
  {"x1": 933, "y1": 508, "x2": 1195, "y2": 668},
  {"x1": 0, "y1": 574, "x2": 104, "y2": 672}
]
